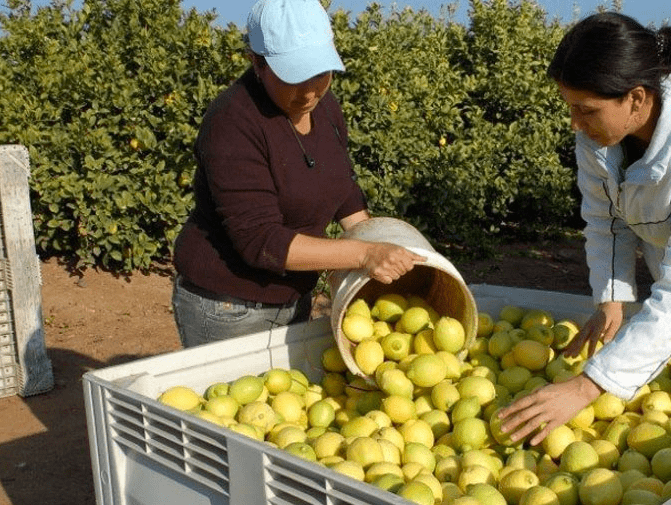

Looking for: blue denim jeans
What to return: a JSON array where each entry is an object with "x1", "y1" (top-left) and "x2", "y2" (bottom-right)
[{"x1": 172, "y1": 275, "x2": 312, "y2": 348}]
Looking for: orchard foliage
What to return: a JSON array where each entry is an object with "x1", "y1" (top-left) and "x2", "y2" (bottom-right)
[{"x1": 0, "y1": 0, "x2": 579, "y2": 271}]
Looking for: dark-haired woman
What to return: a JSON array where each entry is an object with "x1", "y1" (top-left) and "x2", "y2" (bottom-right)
[
  {"x1": 171, "y1": 0, "x2": 424, "y2": 348},
  {"x1": 498, "y1": 12, "x2": 671, "y2": 445}
]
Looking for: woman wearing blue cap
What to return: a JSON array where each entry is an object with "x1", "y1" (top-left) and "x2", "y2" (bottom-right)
[
  {"x1": 171, "y1": 0, "x2": 424, "y2": 347},
  {"x1": 498, "y1": 13, "x2": 671, "y2": 445}
]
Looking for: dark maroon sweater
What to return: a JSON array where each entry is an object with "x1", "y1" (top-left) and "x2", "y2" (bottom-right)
[{"x1": 173, "y1": 69, "x2": 367, "y2": 304}]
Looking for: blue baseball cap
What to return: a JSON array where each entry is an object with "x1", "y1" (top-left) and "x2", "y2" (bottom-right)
[{"x1": 247, "y1": 0, "x2": 345, "y2": 84}]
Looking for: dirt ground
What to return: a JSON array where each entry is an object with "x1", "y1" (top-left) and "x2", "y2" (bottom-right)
[{"x1": 0, "y1": 235, "x2": 655, "y2": 505}]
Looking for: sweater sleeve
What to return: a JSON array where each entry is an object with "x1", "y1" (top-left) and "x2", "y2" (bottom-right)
[{"x1": 576, "y1": 135, "x2": 639, "y2": 305}]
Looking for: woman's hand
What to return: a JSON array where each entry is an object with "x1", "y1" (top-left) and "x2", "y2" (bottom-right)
[
  {"x1": 496, "y1": 374, "x2": 603, "y2": 445},
  {"x1": 564, "y1": 301, "x2": 624, "y2": 358},
  {"x1": 360, "y1": 242, "x2": 426, "y2": 284}
]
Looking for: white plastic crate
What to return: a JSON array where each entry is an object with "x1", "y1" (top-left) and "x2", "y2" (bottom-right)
[
  {"x1": 0, "y1": 145, "x2": 53, "y2": 397},
  {"x1": 82, "y1": 285, "x2": 616, "y2": 505}
]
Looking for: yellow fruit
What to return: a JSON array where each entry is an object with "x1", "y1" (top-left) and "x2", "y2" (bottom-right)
[
  {"x1": 489, "y1": 330, "x2": 514, "y2": 358},
  {"x1": 366, "y1": 409, "x2": 392, "y2": 429},
  {"x1": 381, "y1": 395, "x2": 416, "y2": 424},
  {"x1": 194, "y1": 410, "x2": 226, "y2": 426},
  {"x1": 237, "y1": 401, "x2": 277, "y2": 434},
  {"x1": 288, "y1": 369, "x2": 309, "y2": 395},
  {"x1": 342, "y1": 313, "x2": 375, "y2": 343},
  {"x1": 526, "y1": 324, "x2": 555, "y2": 346},
  {"x1": 346, "y1": 298, "x2": 371, "y2": 318},
  {"x1": 457, "y1": 375, "x2": 496, "y2": 406},
  {"x1": 399, "y1": 419, "x2": 435, "y2": 448},
  {"x1": 641, "y1": 390, "x2": 671, "y2": 414},
  {"x1": 621, "y1": 489, "x2": 663, "y2": 505},
  {"x1": 378, "y1": 437, "x2": 402, "y2": 464},
  {"x1": 498, "y1": 468, "x2": 540, "y2": 505},
  {"x1": 321, "y1": 372, "x2": 347, "y2": 397},
  {"x1": 451, "y1": 417, "x2": 489, "y2": 452},
  {"x1": 340, "y1": 415, "x2": 378, "y2": 438},
  {"x1": 519, "y1": 486, "x2": 560, "y2": 505},
  {"x1": 398, "y1": 480, "x2": 435, "y2": 505},
  {"x1": 158, "y1": 386, "x2": 203, "y2": 411},
  {"x1": 346, "y1": 436, "x2": 384, "y2": 470},
  {"x1": 544, "y1": 472, "x2": 580, "y2": 505},
  {"x1": 589, "y1": 439, "x2": 619, "y2": 469},
  {"x1": 353, "y1": 339, "x2": 384, "y2": 375},
  {"x1": 431, "y1": 380, "x2": 461, "y2": 411},
  {"x1": 433, "y1": 316, "x2": 466, "y2": 353},
  {"x1": 436, "y1": 350, "x2": 463, "y2": 380},
  {"x1": 312, "y1": 431, "x2": 345, "y2": 459},
  {"x1": 592, "y1": 393, "x2": 626, "y2": 420},
  {"x1": 364, "y1": 462, "x2": 404, "y2": 483},
  {"x1": 381, "y1": 332, "x2": 412, "y2": 361},
  {"x1": 329, "y1": 460, "x2": 365, "y2": 481},
  {"x1": 552, "y1": 320, "x2": 580, "y2": 349},
  {"x1": 568, "y1": 405, "x2": 595, "y2": 430},
  {"x1": 559, "y1": 441, "x2": 600, "y2": 477},
  {"x1": 372, "y1": 293, "x2": 407, "y2": 322},
  {"x1": 542, "y1": 425, "x2": 577, "y2": 460},
  {"x1": 499, "y1": 305, "x2": 526, "y2": 326},
  {"x1": 578, "y1": 468, "x2": 623, "y2": 505},
  {"x1": 626, "y1": 421, "x2": 671, "y2": 458},
  {"x1": 271, "y1": 391, "x2": 304, "y2": 423},
  {"x1": 435, "y1": 454, "x2": 461, "y2": 483},
  {"x1": 204, "y1": 395, "x2": 239, "y2": 418},
  {"x1": 493, "y1": 319, "x2": 515, "y2": 334},
  {"x1": 378, "y1": 368, "x2": 414, "y2": 398},
  {"x1": 489, "y1": 408, "x2": 522, "y2": 447},
  {"x1": 458, "y1": 464, "x2": 497, "y2": 493},
  {"x1": 271, "y1": 425, "x2": 307, "y2": 448},
  {"x1": 478, "y1": 313, "x2": 495, "y2": 338},
  {"x1": 498, "y1": 365, "x2": 533, "y2": 394},
  {"x1": 414, "y1": 329, "x2": 438, "y2": 354},
  {"x1": 373, "y1": 320, "x2": 393, "y2": 339},
  {"x1": 371, "y1": 473, "x2": 405, "y2": 493},
  {"x1": 406, "y1": 354, "x2": 448, "y2": 387},
  {"x1": 420, "y1": 409, "x2": 451, "y2": 439},
  {"x1": 651, "y1": 447, "x2": 671, "y2": 481},
  {"x1": 374, "y1": 426, "x2": 405, "y2": 453},
  {"x1": 401, "y1": 306, "x2": 432, "y2": 334},
  {"x1": 506, "y1": 449, "x2": 540, "y2": 472},
  {"x1": 451, "y1": 396, "x2": 482, "y2": 423},
  {"x1": 320, "y1": 348, "x2": 348, "y2": 374},
  {"x1": 307, "y1": 399, "x2": 336, "y2": 428},
  {"x1": 413, "y1": 472, "x2": 443, "y2": 503},
  {"x1": 203, "y1": 382, "x2": 229, "y2": 400},
  {"x1": 619, "y1": 469, "x2": 648, "y2": 491},
  {"x1": 264, "y1": 368, "x2": 294, "y2": 393},
  {"x1": 229, "y1": 422, "x2": 264, "y2": 441},
  {"x1": 628, "y1": 476, "x2": 664, "y2": 496},
  {"x1": 284, "y1": 441, "x2": 317, "y2": 461},
  {"x1": 467, "y1": 483, "x2": 508, "y2": 505},
  {"x1": 403, "y1": 441, "x2": 437, "y2": 473},
  {"x1": 618, "y1": 448, "x2": 652, "y2": 475},
  {"x1": 513, "y1": 340, "x2": 551, "y2": 371},
  {"x1": 520, "y1": 309, "x2": 554, "y2": 330}
]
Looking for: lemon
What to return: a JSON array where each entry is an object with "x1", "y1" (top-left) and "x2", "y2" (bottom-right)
[
  {"x1": 321, "y1": 372, "x2": 347, "y2": 397},
  {"x1": 545, "y1": 356, "x2": 572, "y2": 382},
  {"x1": 626, "y1": 421, "x2": 671, "y2": 458},
  {"x1": 542, "y1": 425, "x2": 576, "y2": 460},
  {"x1": 228, "y1": 422, "x2": 264, "y2": 441},
  {"x1": 525, "y1": 324, "x2": 555, "y2": 347},
  {"x1": 621, "y1": 489, "x2": 664, "y2": 505},
  {"x1": 468, "y1": 483, "x2": 507, "y2": 505},
  {"x1": 203, "y1": 382, "x2": 229, "y2": 400},
  {"x1": 493, "y1": 319, "x2": 515, "y2": 334},
  {"x1": 452, "y1": 497, "x2": 482, "y2": 505},
  {"x1": 374, "y1": 426, "x2": 405, "y2": 453},
  {"x1": 340, "y1": 415, "x2": 378, "y2": 438},
  {"x1": 288, "y1": 369, "x2": 309, "y2": 395},
  {"x1": 381, "y1": 332, "x2": 413, "y2": 361},
  {"x1": 329, "y1": 460, "x2": 365, "y2": 481},
  {"x1": 433, "y1": 316, "x2": 466, "y2": 353},
  {"x1": 451, "y1": 417, "x2": 489, "y2": 452},
  {"x1": 544, "y1": 472, "x2": 579, "y2": 505},
  {"x1": 452, "y1": 395, "x2": 482, "y2": 423},
  {"x1": 498, "y1": 468, "x2": 540, "y2": 505},
  {"x1": 306, "y1": 399, "x2": 335, "y2": 428},
  {"x1": 641, "y1": 390, "x2": 671, "y2": 414},
  {"x1": 513, "y1": 340, "x2": 551, "y2": 371},
  {"x1": 559, "y1": 441, "x2": 600, "y2": 477},
  {"x1": 342, "y1": 313, "x2": 375, "y2": 343},
  {"x1": 320, "y1": 348, "x2": 348, "y2": 374},
  {"x1": 194, "y1": 410, "x2": 227, "y2": 426},
  {"x1": 413, "y1": 472, "x2": 443, "y2": 503},
  {"x1": 618, "y1": 448, "x2": 652, "y2": 475},
  {"x1": 436, "y1": 350, "x2": 463, "y2": 380},
  {"x1": 432, "y1": 443, "x2": 457, "y2": 462},
  {"x1": 401, "y1": 306, "x2": 432, "y2": 334},
  {"x1": 489, "y1": 330, "x2": 514, "y2": 358},
  {"x1": 271, "y1": 391, "x2": 304, "y2": 423},
  {"x1": 366, "y1": 409, "x2": 392, "y2": 429},
  {"x1": 312, "y1": 431, "x2": 345, "y2": 459},
  {"x1": 378, "y1": 437, "x2": 402, "y2": 464},
  {"x1": 498, "y1": 365, "x2": 533, "y2": 394},
  {"x1": 489, "y1": 407, "x2": 522, "y2": 447},
  {"x1": 237, "y1": 401, "x2": 277, "y2": 434},
  {"x1": 462, "y1": 449, "x2": 501, "y2": 478},
  {"x1": 406, "y1": 354, "x2": 448, "y2": 387},
  {"x1": 364, "y1": 461, "x2": 404, "y2": 483},
  {"x1": 413, "y1": 328, "x2": 437, "y2": 354},
  {"x1": 381, "y1": 395, "x2": 416, "y2": 424},
  {"x1": 628, "y1": 476, "x2": 665, "y2": 495},
  {"x1": 457, "y1": 464, "x2": 496, "y2": 492},
  {"x1": 662, "y1": 480, "x2": 671, "y2": 500},
  {"x1": 353, "y1": 339, "x2": 384, "y2": 375},
  {"x1": 478, "y1": 312, "x2": 496, "y2": 338},
  {"x1": 378, "y1": 368, "x2": 414, "y2": 398},
  {"x1": 519, "y1": 486, "x2": 561, "y2": 505},
  {"x1": 469, "y1": 336, "x2": 490, "y2": 358},
  {"x1": 303, "y1": 383, "x2": 325, "y2": 409},
  {"x1": 431, "y1": 380, "x2": 461, "y2": 411},
  {"x1": 592, "y1": 392, "x2": 626, "y2": 420},
  {"x1": 578, "y1": 468, "x2": 623, "y2": 505},
  {"x1": 399, "y1": 418, "x2": 435, "y2": 448},
  {"x1": 420, "y1": 409, "x2": 451, "y2": 439},
  {"x1": 372, "y1": 293, "x2": 407, "y2": 323},
  {"x1": 346, "y1": 436, "x2": 384, "y2": 469},
  {"x1": 398, "y1": 480, "x2": 435, "y2": 505},
  {"x1": 457, "y1": 375, "x2": 496, "y2": 406},
  {"x1": 158, "y1": 386, "x2": 204, "y2": 411},
  {"x1": 601, "y1": 419, "x2": 632, "y2": 453},
  {"x1": 203, "y1": 394, "x2": 239, "y2": 419},
  {"x1": 651, "y1": 447, "x2": 671, "y2": 481},
  {"x1": 520, "y1": 309, "x2": 554, "y2": 330},
  {"x1": 373, "y1": 320, "x2": 393, "y2": 339},
  {"x1": 506, "y1": 449, "x2": 540, "y2": 472},
  {"x1": 641, "y1": 409, "x2": 669, "y2": 426},
  {"x1": 619, "y1": 469, "x2": 648, "y2": 491},
  {"x1": 567, "y1": 404, "x2": 595, "y2": 430},
  {"x1": 435, "y1": 454, "x2": 461, "y2": 483},
  {"x1": 499, "y1": 305, "x2": 526, "y2": 326},
  {"x1": 284, "y1": 441, "x2": 317, "y2": 461},
  {"x1": 371, "y1": 473, "x2": 405, "y2": 493},
  {"x1": 271, "y1": 425, "x2": 307, "y2": 448},
  {"x1": 346, "y1": 298, "x2": 371, "y2": 318},
  {"x1": 355, "y1": 389, "x2": 385, "y2": 415},
  {"x1": 403, "y1": 441, "x2": 437, "y2": 473},
  {"x1": 552, "y1": 320, "x2": 580, "y2": 349},
  {"x1": 589, "y1": 439, "x2": 619, "y2": 469}
]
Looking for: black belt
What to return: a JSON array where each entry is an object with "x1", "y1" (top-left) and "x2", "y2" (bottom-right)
[{"x1": 178, "y1": 276, "x2": 291, "y2": 309}]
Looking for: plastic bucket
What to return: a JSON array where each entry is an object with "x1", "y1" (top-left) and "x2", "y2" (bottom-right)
[{"x1": 329, "y1": 217, "x2": 478, "y2": 382}]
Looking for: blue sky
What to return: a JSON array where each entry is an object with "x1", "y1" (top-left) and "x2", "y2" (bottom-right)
[{"x1": 202, "y1": 0, "x2": 668, "y2": 28}]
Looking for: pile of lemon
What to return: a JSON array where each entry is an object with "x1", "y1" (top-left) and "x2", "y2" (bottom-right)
[{"x1": 157, "y1": 297, "x2": 671, "y2": 505}]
